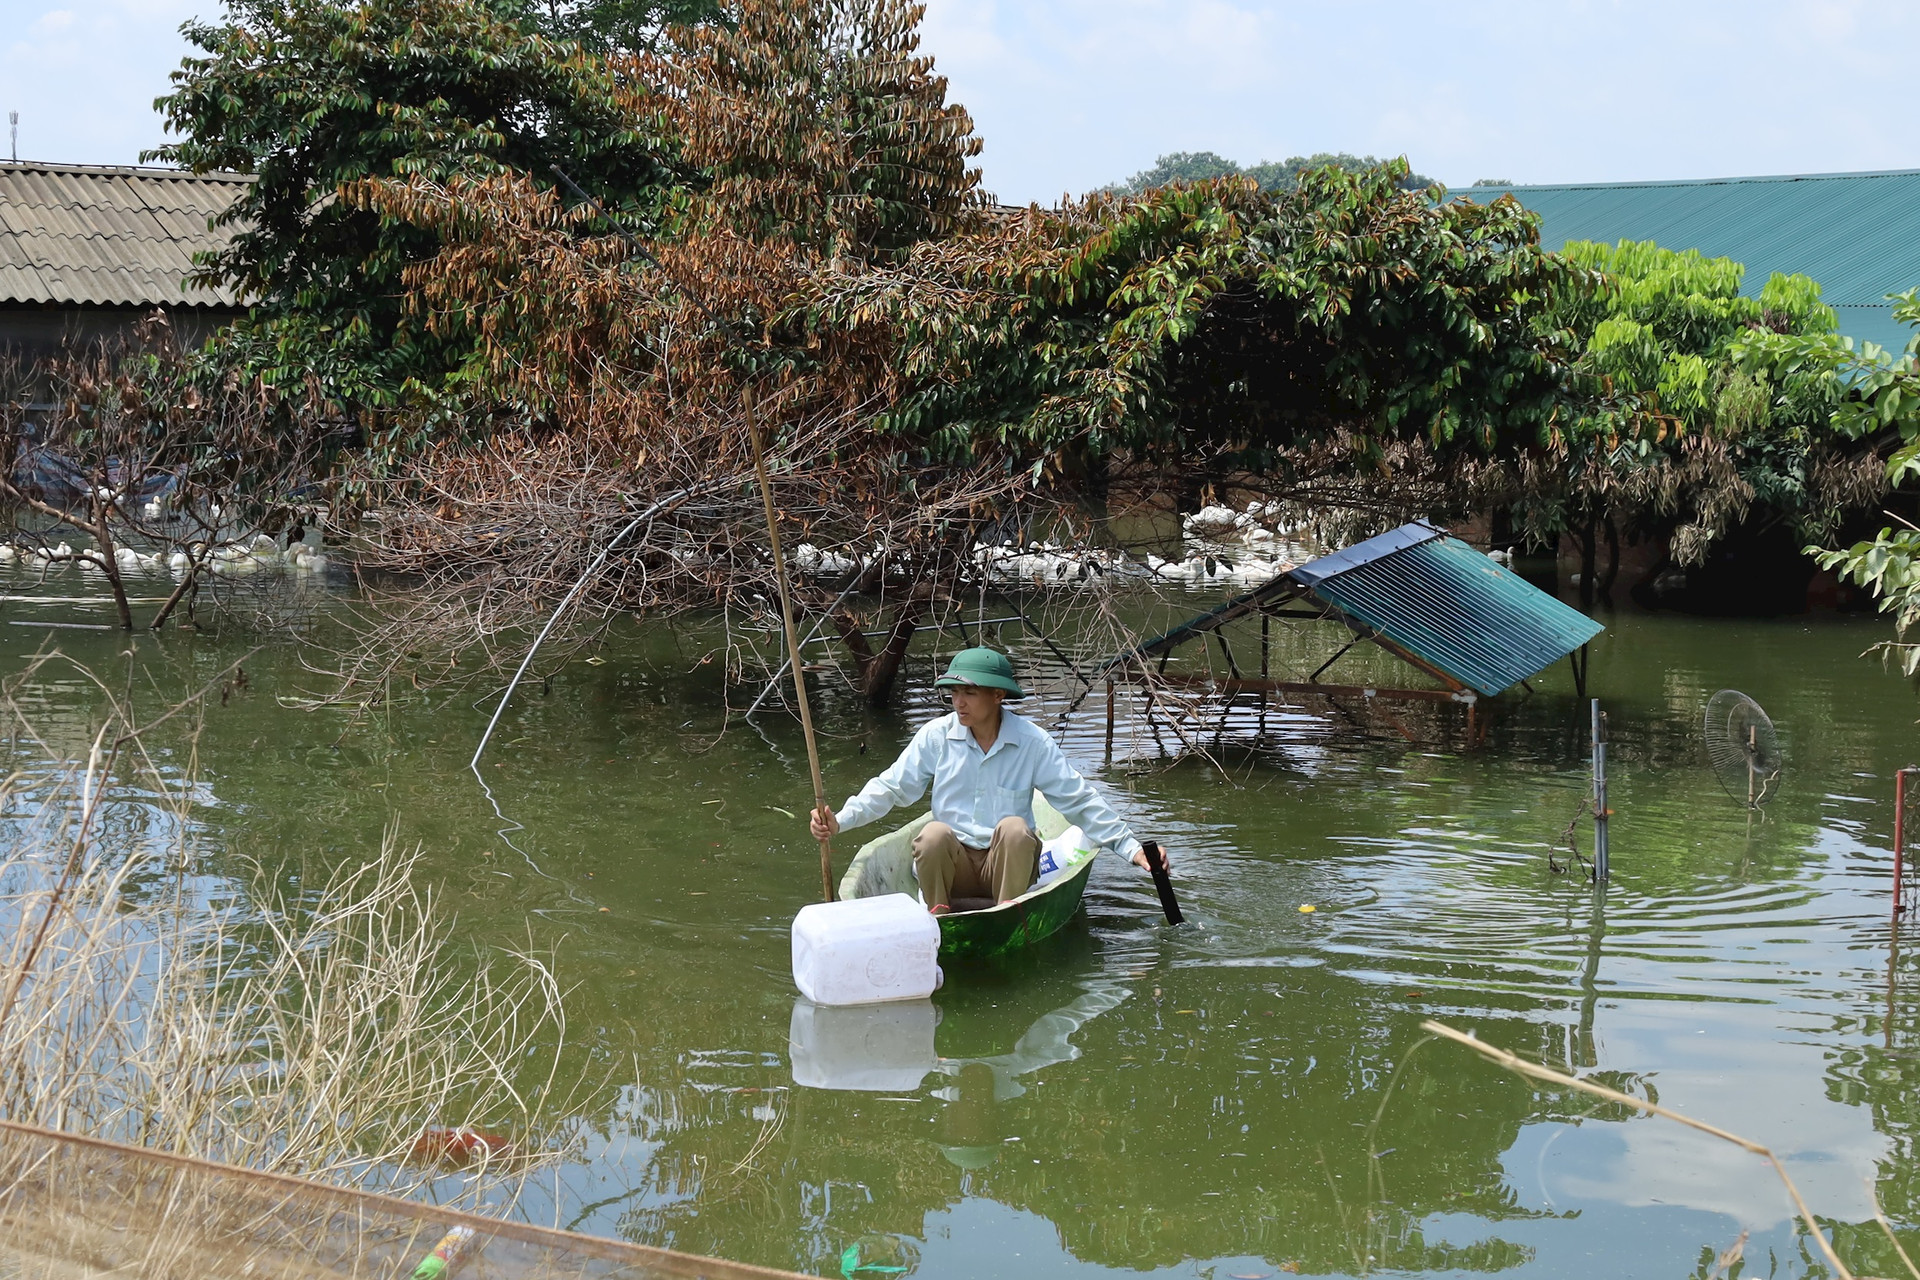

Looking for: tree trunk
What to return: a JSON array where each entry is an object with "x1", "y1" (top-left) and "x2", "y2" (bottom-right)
[
  {"x1": 88, "y1": 499, "x2": 135, "y2": 632},
  {"x1": 833, "y1": 592, "x2": 929, "y2": 706},
  {"x1": 150, "y1": 561, "x2": 199, "y2": 631},
  {"x1": 1599, "y1": 514, "x2": 1621, "y2": 603},
  {"x1": 1079, "y1": 448, "x2": 1110, "y2": 522},
  {"x1": 1578, "y1": 513, "x2": 1598, "y2": 611},
  {"x1": 0, "y1": 482, "x2": 136, "y2": 629}
]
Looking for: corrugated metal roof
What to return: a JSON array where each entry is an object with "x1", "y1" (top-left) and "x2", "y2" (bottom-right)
[
  {"x1": 1458, "y1": 169, "x2": 1920, "y2": 354},
  {"x1": 1291, "y1": 523, "x2": 1603, "y2": 697},
  {"x1": 1110, "y1": 522, "x2": 1602, "y2": 698},
  {"x1": 0, "y1": 162, "x2": 252, "y2": 309},
  {"x1": 1289, "y1": 520, "x2": 1442, "y2": 587}
]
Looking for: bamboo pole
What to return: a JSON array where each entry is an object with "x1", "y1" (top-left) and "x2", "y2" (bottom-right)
[
  {"x1": 744, "y1": 389, "x2": 835, "y2": 901},
  {"x1": 1422, "y1": 1020, "x2": 1853, "y2": 1280}
]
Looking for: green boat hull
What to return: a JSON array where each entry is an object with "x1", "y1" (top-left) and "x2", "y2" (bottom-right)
[{"x1": 837, "y1": 794, "x2": 1097, "y2": 961}]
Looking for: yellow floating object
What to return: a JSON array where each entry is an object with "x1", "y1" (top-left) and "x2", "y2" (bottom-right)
[{"x1": 1298, "y1": 904, "x2": 1316, "y2": 914}]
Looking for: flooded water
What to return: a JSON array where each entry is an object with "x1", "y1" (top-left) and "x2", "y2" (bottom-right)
[{"x1": 5, "y1": 579, "x2": 1920, "y2": 1279}]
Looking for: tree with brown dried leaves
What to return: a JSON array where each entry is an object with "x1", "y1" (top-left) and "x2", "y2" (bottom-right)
[
  {"x1": 329, "y1": 1, "x2": 1605, "y2": 708},
  {"x1": 322, "y1": 0, "x2": 1034, "y2": 705}
]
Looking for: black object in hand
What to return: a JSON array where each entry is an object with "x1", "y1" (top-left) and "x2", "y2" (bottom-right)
[{"x1": 1141, "y1": 840, "x2": 1183, "y2": 925}]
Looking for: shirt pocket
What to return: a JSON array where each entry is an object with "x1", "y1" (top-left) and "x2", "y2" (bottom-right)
[{"x1": 990, "y1": 783, "x2": 1033, "y2": 822}]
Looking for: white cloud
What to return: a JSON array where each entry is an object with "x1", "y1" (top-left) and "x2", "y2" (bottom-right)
[{"x1": 1534, "y1": 1050, "x2": 1885, "y2": 1226}]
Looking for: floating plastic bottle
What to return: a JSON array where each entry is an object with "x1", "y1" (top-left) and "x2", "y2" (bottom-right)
[
  {"x1": 409, "y1": 1225, "x2": 475, "y2": 1280},
  {"x1": 791, "y1": 893, "x2": 942, "y2": 1006}
]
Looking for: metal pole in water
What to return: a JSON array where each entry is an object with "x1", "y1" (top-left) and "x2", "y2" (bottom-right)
[
  {"x1": 1896, "y1": 768, "x2": 1909, "y2": 917},
  {"x1": 1104, "y1": 678, "x2": 1116, "y2": 766},
  {"x1": 1591, "y1": 699, "x2": 1609, "y2": 881}
]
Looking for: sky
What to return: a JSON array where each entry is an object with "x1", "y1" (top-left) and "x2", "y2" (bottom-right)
[{"x1": 3, "y1": 0, "x2": 1914, "y2": 203}]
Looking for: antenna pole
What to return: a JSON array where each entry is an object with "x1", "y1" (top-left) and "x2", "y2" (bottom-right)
[
  {"x1": 8, "y1": 113, "x2": 16, "y2": 164},
  {"x1": 745, "y1": 388, "x2": 835, "y2": 901},
  {"x1": 1591, "y1": 699, "x2": 1609, "y2": 881}
]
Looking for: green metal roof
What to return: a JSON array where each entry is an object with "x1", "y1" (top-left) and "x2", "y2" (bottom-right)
[
  {"x1": 1294, "y1": 523, "x2": 1602, "y2": 697},
  {"x1": 1111, "y1": 522, "x2": 1602, "y2": 698},
  {"x1": 1458, "y1": 169, "x2": 1920, "y2": 355}
]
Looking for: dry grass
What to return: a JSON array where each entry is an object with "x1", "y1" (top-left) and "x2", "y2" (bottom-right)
[
  {"x1": 0, "y1": 652, "x2": 817, "y2": 1280},
  {"x1": 0, "y1": 651, "x2": 582, "y2": 1268}
]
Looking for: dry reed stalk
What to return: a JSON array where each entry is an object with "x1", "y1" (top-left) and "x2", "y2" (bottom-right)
[
  {"x1": 1421, "y1": 1019, "x2": 1854, "y2": 1280},
  {"x1": 0, "y1": 657, "x2": 589, "y2": 1273},
  {"x1": 1868, "y1": 1178, "x2": 1920, "y2": 1280},
  {"x1": 0, "y1": 828, "x2": 574, "y2": 1198},
  {"x1": 721, "y1": 1087, "x2": 789, "y2": 1180}
]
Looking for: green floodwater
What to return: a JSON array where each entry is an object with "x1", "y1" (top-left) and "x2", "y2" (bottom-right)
[{"x1": 7, "y1": 575, "x2": 1920, "y2": 1280}]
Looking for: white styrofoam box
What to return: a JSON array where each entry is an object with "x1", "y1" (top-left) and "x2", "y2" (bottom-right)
[
  {"x1": 1035, "y1": 825, "x2": 1090, "y2": 885},
  {"x1": 791, "y1": 892, "x2": 943, "y2": 1006},
  {"x1": 789, "y1": 997, "x2": 938, "y2": 1091}
]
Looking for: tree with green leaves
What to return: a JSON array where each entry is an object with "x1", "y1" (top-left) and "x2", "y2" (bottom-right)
[
  {"x1": 330, "y1": 0, "x2": 1001, "y2": 703},
  {"x1": 337, "y1": 137, "x2": 1580, "y2": 698},
  {"x1": 520, "y1": 0, "x2": 722, "y2": 52},
  {"x1": 1108, "y1": 150, "x2": 1434, "y2": 196},
  {"x1": 1105, "y1": 151, "x2": 1242, "y2": 193},
  {"x1": 1244, "y1": 152, "x2": 1436, "y2": 192},
  {"x1": 1756, "y1": 292, "x2": 1920, "y2": 664},
  {"x1": 826, "y1": 161, "x2": 1583, "y2": 513},
  {"x1": 1498, "y1": 239, "x2": 1893, "y2": 609},
  {"x1": 147, "y1": 0, "x2": 686, "y2": 420}
]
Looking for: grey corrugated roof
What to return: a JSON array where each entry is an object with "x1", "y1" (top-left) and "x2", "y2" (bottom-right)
[
  {"x1": 1457, "y1": 169, "x2": 1920, "y2": 354},
  {"x1": 0, "y1": 162, "x2": 252, "y2": 309}
]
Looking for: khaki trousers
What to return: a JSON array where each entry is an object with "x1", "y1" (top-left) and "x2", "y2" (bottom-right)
[{"x1": 913, "y1": 816, "x2": 1040, "y2": 908}]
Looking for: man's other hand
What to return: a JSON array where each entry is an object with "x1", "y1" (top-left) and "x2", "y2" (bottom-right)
[
  {"x1": 810, "y1": 806, "x2": 841, "y2": 842},
  {"x1": 1131, "y1": 844, "x2": 1170, "y2": 874}
]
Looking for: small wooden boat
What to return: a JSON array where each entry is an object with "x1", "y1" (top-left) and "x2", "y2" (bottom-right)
[{"x1": 836, "y1": 793, "x2": 1098, "y2": 960}]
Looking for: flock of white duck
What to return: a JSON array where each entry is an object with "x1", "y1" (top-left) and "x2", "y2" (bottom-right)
[
  {"x1": 792, "y1": 503, "x2": 1521, "y2": 592},
  {"x1": 791, "y1": 501, "x2": 1316, "y2": 590},
  {"x1": 0, "y1": 533, "x2": 329, "y2": 579},
  {"x1": 2, "y1": 499, "x2": 1514, "y2": 592}
]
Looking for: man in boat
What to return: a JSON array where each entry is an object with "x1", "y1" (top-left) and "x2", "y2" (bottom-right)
[{"x1": 808, "y1": 647, "x2": 1169, "y2": 914}]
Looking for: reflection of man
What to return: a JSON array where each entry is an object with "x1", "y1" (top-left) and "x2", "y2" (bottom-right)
[
  {"x1": 809, "y1": 648, "x2": 1170, "y2": 914},
  {"x1": 936, "y1": 1062, "x2": 1001, "y2": 1169}
]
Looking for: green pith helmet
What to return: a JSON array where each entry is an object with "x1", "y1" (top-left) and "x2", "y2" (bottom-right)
[{"x1": 934, "y1": 647, "x2": 1025, "y2": 699}]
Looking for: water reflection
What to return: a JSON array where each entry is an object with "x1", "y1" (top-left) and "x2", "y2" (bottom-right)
[
  {"x1": 8, "y1": 601, "x2": 1920, "y2": 1277},
  {"x1": 789, "y1": 999, "x2": 939, "y2": 1093},
  {"x1": 790, "y1": 985, "x2": 1135, "y2": 1172},
  {"x1": 927, "y1": 986, "x2": 1131, "y2": 1101}
]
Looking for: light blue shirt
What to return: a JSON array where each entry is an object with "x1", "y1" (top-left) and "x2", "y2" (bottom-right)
[{"x1": 835, "y1": 710, "x2": 1142, "y2": 858}]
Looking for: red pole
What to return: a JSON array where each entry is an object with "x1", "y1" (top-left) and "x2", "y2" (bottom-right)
[{"x1": 1897, "y1": 769, "x2": 1909, "y2": 917}]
